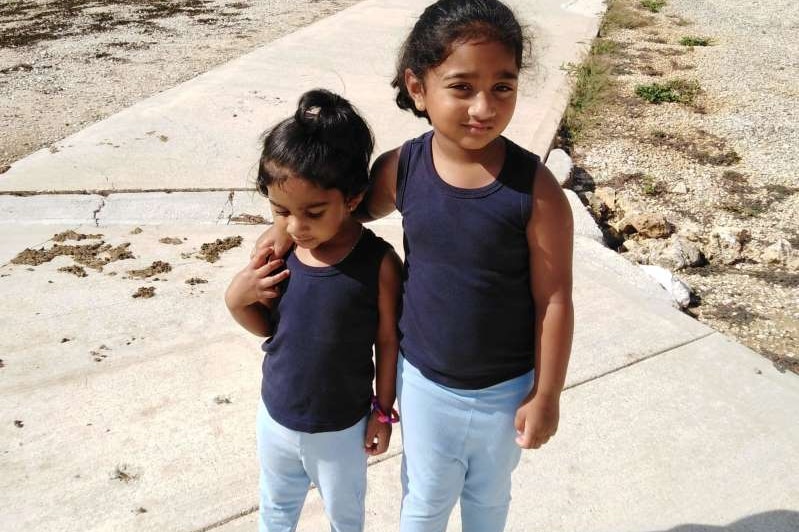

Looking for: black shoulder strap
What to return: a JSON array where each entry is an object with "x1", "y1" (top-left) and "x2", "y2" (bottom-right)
[{"x1": 395, "y1": 139, "x2": 414, "y2": 212}]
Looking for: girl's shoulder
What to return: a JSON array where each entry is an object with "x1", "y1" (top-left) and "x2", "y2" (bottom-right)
[
  {"x1": 496, "y1": 136, "x2": 541, "y2": 195},
  {"x1": 346, "y1": 227, "x2": 394, "y2": 270},
  {"x1": 371, "y1": 131, "x2": 429, "y2": 179}
]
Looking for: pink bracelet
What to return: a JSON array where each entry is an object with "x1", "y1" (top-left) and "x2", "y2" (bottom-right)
[{"x1": 371, "y1": 396, "x2": 400, "y2": 424}]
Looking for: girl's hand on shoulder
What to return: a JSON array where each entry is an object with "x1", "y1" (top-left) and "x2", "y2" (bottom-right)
[
  {"x1": 514, "y1": 393, "x2": 560, "y2": 450},
  {"x1": 225, "y1": 247, "x2": 289, "y2": 309},
  {"x1": 250, "y1": 225, "x2": 294, "y2": 260},
  {"x1": 364, "y1": 412, "x2": 392, "y2": 456}
]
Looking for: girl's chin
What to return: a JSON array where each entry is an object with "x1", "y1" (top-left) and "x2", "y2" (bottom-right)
[{"x1": 292, "y1": 238, "x2": 316, "y2": 248}]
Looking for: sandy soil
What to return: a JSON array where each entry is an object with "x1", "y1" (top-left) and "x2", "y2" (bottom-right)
[{"x1": 0, "y1": 0, "x2": 360, "y2": 170}]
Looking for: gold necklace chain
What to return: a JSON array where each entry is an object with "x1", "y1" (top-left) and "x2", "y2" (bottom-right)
[{"x1": 335, "y1": 225, "x2": 364, "y2": 265}]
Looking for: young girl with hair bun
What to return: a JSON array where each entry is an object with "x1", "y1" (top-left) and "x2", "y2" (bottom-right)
[{"x1": 226, "y1": 88, "x2": 402, "y2": 532}]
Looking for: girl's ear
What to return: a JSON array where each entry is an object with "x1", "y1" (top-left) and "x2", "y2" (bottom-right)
[
  {"x1": 346, "y1": 191, "x2": 366, "y2": 213},
  {"x1": 404, "y1": 68, "x2": 426, "y2": 112}
]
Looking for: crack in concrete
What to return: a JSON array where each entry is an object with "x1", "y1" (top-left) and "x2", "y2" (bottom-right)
[
  {"x1": 222, "y1": 190, "x2": 235, "y2": 225},
  {"x1": 564, "y1": 330, "x2": 717, "y2": 391},
  {"x1": 92, "y1": 197, "x2": 106, "y2": 227},
  {"x1": 193, "y1": 505, "x2": 259, "y2": 532}
]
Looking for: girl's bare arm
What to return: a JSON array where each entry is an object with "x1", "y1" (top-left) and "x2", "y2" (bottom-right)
[
  {"x1": 515, "y1": 163, "x2": 575, "y2": 449},
  {"x1": 364, "y1": 248, "x2": 403, "y2": 456},
  {"x1": 358, "y1": 147, "x2": 400, "y2": 222}
]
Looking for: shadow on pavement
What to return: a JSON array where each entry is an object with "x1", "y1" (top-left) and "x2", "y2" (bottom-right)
[{"x1": 651, "y1": 510, "x2": 799, "y2": 532}]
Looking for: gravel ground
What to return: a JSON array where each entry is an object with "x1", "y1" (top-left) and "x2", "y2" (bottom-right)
[
  {"x1": 569, "y1": 0, "x2": 798, "y2": 372},
  {"x1": 0, "y1": 0, "x2": 360, "y2": 170}
]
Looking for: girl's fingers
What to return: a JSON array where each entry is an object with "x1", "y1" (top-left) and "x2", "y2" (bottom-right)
[
  {"x1": 516, "y1": 422, "x2": 534, "y2": 449},
  {"x1": 514, "y1": 409, "x2": 525, "y2": 434},
  {"x1": 256, "y1": 288, "x2": 280, "y2": 303},
  {"x1": 376, "y1": 433, "x2": 389, "y2": 454},
  {"x1": 249, "y1": 246, "x2": 273, "y2": 267},
  {"x1": 257, "y1": 270, "x2": 290, "y2": 291},
  {"x1": 255, "y1": 257, "x2": 286, "y2": 277}
]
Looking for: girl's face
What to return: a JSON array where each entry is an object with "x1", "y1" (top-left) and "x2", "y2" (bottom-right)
[
  {"x1": 406, "y1": 39, "x2": 519, "y2": 152},
  {"x1": 267, "y1": 175, "x2": 361, "y2": 250}
]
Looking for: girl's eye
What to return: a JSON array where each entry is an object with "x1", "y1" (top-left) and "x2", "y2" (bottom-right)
[
  {"x1": 449, "y1": 84, "x2": 471, "y2": 92},
  {"x1": 494, "y1": 84, "x2": 515, "y2": 93},
  {"x1": 274, "y1": 210, "x2": 289, "y2": 217},
  {"x1": 306, "y1": 211, "x2": 324, "y2": 219}
]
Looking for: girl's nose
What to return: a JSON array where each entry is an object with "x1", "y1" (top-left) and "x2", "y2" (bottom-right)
[
  {"x1": 286, "y1": 216, "x2": 303, "y2": 234},
  {"x1": 468, "y1": 92, "x2": 495, "y2": 120}
]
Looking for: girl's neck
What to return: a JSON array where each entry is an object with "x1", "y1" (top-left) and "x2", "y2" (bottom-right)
[
  {"x1": 431, "y1": 132, "x2": 506, "y2": 189},
  {"x1": 295, "y1": 217, "x2": 363, "y2": 267}
]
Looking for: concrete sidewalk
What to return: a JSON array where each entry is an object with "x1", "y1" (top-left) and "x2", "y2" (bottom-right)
[{"x1": 1, "y1": 1, "x2": 797, "y2": 531}]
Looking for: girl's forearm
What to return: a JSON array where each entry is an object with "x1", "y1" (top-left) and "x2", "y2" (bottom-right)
[
  {"x1": 228, "y1": 303, "x2": 272, "y2": 338},
  {"x1": 374, "y1": 339, "x2": 398, "y2": 410},
  {"x1": 532, "y1": 300, "x2": 574, "y2": 398}
]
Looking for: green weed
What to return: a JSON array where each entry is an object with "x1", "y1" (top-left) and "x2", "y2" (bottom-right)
[
  {"x1": 642, "y1": 174, "x2": 666, "y2": 195},
  {"x1": 591, "y1": 38, "x2": 619, "y2": 55},
  {"x1": 640, "y1": 0, "x2": 666, "y2": 13},
  {"x1": 679, "y1": 36, "x2": 712, "y2": 46},
  {"x1": 635, "y1": 78, "x2": 700, "y2": 104}
]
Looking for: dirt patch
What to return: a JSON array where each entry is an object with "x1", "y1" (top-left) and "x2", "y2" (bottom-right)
[
  {"x1": 158, "y1": 237, "x2": 183, "y2": 245},
  {"x1": 11, "y1": 241, "x2": 134, "y2": 270},
  {"x1": 110, "y1": 464, "x2": 139, "y2": 483},
  {"x1": 58, "y1": 265, "x2": 88, "y2": 277},
  {"x1": 1, "y1": 1, "x2": 216, "y2": 49},
  {"x1": 185, "y1": 277, "x2": 207, "y2": 285},
  {"x1": 645, "y1": 129, "x2": 740, "y2": 166},
  {"x1": 762, "y1": 349, "x2": 799, "y2": 374},
  {"x1": 132, "y1": 286, "x2": 155, "y2": 298},
  {"x1": 90, "y1": 345, "x2": 111, "y2": 362},
  {"x1": 213, "y1": 395, "x2": 232, "y2": 404},
  {"x1": 52, "y1": 230, "x2": 103, "y2": 242},
  {"x1": 198, "y1": 235, "x2": 242, "y2": 263},
  {"x1": 230, "y1": 213, "x2": 267, "y2": 225},
  {"x1": 127, "y1": 260, "x2": 171, "y2": 278}
]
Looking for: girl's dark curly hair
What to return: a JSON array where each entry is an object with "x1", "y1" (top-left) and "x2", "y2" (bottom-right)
[{"x1": 257, "y1": 88, "x2": 374, "y2": 198}]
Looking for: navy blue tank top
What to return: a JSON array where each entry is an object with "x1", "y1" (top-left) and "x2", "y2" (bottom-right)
[
  {"x1": 261, "y1": 228, "x2": 391, "y2": 433},
  {"x1": 396, "y1": 131, "x2": 539, "y2": 389}
]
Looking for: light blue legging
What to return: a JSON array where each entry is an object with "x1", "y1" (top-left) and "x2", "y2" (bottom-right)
[
  {"x1": 256, "y1": 400, "x2": 368, "y2": 532},
  {"x1": 397, "y1": 355, "x2": 534, "y2": 532}
]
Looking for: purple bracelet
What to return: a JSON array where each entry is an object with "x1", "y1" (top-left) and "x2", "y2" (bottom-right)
[{"x1": 371, "y1": 396, "x2": 400, "y2": 424}]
